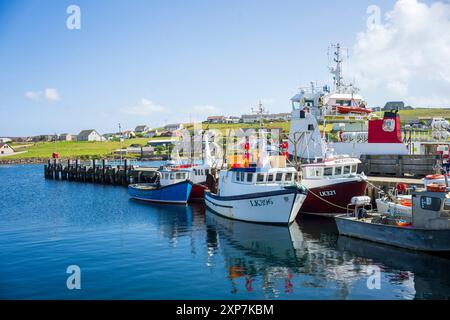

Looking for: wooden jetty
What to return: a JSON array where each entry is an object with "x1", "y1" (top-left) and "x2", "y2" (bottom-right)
[{"x1": 44, "y1": 159, "x2": 159, "y2": 186}]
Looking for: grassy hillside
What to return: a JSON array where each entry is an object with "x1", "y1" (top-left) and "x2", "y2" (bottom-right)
[
  {"x1": 5, "y1": 138, "x2": 151, "y2": 160},
  {"x1": 397, "y1": 108, "x2": 450, "y2": 122}
]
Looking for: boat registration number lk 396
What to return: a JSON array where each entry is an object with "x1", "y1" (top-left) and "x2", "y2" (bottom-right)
[{"x1": 249, "y1": 198, "x2": 274, "y2": 207}]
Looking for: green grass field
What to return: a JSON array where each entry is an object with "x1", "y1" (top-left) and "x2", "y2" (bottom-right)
[
  {"x1": 5, "y1": 138, "x2": 151, "y2": 160},
  {"x1": 397, "y1": 108, "x2": 450, "y2": 122}
]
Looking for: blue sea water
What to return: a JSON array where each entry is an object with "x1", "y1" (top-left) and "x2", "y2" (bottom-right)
[{"x1": 1, "y1": 164, "x2": 450, "y2": 300}]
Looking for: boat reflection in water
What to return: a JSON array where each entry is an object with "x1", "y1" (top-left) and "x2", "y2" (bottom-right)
[
  {"x1": 129, "y1": 199, "x2": 450, "y2": 299},
  {"x1": 337, "y1": 235, "x2": 450, "y2": 299},
  {"x1": 205, "y1": 209, "x2": 307, "y2": 297}
]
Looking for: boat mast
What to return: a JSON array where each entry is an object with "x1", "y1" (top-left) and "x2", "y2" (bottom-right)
[
  {"x1": 251, "y1": 101, "x2": 268, "y2": 128},
  {"x1": 331, "y1": 43, "x2": 344, "y2": 93}
]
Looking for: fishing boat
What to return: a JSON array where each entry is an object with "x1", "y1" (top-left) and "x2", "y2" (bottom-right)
[
  {"x1": 287, "y1": 95, "x2": 368, "y2": 216},
  {"x1": 299, "y1": 154, "x2": 367, "y2": 216},
  {"x1": 164, "y1": 163, "x2": 211, "y2": 201},
  {"x1": 335, "y1": 187, "x2": 450, "y2": 252},
  {"x1": 205, "y1": 165, "x2": 308, "y2": 225},
  {"x1": 128, "y1": 168, "x2": 193, "y2": 205}
]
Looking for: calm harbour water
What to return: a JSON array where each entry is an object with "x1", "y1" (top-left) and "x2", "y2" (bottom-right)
[{"x1": 1, "y1": 164, "x2": 450, "y2": 300}]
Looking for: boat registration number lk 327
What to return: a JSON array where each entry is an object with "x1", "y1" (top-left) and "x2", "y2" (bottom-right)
[{"x1": 249, "y1": 198, "x2": 274, "y2": 207}]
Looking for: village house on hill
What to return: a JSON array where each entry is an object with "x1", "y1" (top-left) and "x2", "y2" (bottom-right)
[
  {"x1": 0, "y1": 143, "x2": 15, "y2": 156},
  {"x1": 134, "y1": 125, "x2": 150, "y2": 134},
  {"x1": 383, "y1": 101, "x2": 414, "y2": 111},
  {"x1": 59, "y1": 133, "x2": 76, "y2": 141},
  {"x1": 164, "y1": 123, "x2": 184, "y2": 132},
  {"x1": 77, "y1": 129, "x2": 105, "y2": 142}
]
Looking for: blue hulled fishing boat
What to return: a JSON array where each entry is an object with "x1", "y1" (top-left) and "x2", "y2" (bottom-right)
[{"x1": 128, "y1": 169, "x2": 193, "y2": 205}]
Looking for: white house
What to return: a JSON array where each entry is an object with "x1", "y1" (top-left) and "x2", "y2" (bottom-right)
[
  {"x1": 59, "y1": 133, "x2": 75, "y2": 141},
  {"x1": 77, "y1": 129, "x2": 105, "y2": 142},
  {"x1": 0, "y1": 143, "x2": 15, "y2": 156},
  {"x1": 164, "y1": 123, "x2": 184, "y2": 132},
  {"x1": 0, "y1": 138, "x2": 12, "y2": 143},
  {"x1": 134, "y1": 125, "x2": 150, "y2": 133}
]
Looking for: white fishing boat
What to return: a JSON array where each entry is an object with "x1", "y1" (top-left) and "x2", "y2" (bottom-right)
[
  {"x1": 204, "y1": 165, "x2": 308, "y2": 225},
  {"x1": 287, "y1": 92, "x2": 367, "y2": 216}
]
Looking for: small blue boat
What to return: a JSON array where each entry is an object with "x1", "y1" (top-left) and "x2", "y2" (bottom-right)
[{"x1": 128, "y1": 169, "x2": 193, "y2": 205}]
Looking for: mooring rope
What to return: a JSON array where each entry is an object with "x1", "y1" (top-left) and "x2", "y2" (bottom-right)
[{"x1": 302, "y1": 185, "x2": 350, "y2": 211}]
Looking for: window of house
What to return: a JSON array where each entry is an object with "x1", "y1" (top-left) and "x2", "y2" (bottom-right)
[
  {"x1": 247, "y1": 173, "x2": 254, "y2": 183},
  {"x1": 344, "y1": 166, "x2": 351, "y2": 174},
  {"x1": 324, "y1": 167, "x2": 333, "y2": 176},
  {"x1": 276, "y1": 173, "x2": 283, "y2": 182}
]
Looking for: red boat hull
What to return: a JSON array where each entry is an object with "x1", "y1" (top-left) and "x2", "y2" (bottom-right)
[
  {"x1": 299, "y1": 180, "x2": 367, "y2": 217},
  {"x1": 189, "y1": 183, "x2": 208, "y2": 201}
]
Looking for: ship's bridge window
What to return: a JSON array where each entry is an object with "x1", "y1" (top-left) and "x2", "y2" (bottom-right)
[
  {"x1": 194, "y1": 169, "x2": 198, "y2": 175},
  {"x1": 164, "y1": 173, "x2": 169, "y2": 179},
  {"x1": 443, "y1": 199, "x2": 450, "y2": 212},
  {"x1": 324, "y1": 167, "x2": 333, "y2": 177},
  {"x1": 275, "y1": 172, "x2": 283, "y2": 182},
  {"x1": 170, "y1": 173, "x2": 175, "y2": 179},
  {"x1": 343, "y1": 166, "x2": 351, "y2": 174},
  {"x1": 351, "y1": 165, "x2": 358, "y2": 173},
  {"x1": 335, "y1": 166, "x2": 342, "y2": 175},
  {"x1": 314, "y1": 168, "x2": 323, "y2": 177},
  {"x1": 257, "y1": 173, "x2": 265, "y2": 183},
  {"x1": 240, "y1": 172, "x2": 245, "y2": 181},
  {"x1": 285, "y1": 172, "x2": 293, "y2": 182},
  {"x1": 247, "y1": 173, "x2": 254, "y2": 183},
  {"x1": 205, "y1": 169, "x2": 210, "y2": 175},
  {"x1": 235, "y1": 172, "x2": 240, "y2": 182},
  {"x1": 267, "y1": 173, "x2": 274, "y2": 182},
  {"x1": 337, "y1": 99, "x2": 351, "y2": 106}
]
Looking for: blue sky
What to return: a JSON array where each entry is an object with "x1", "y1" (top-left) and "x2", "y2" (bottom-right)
[{"x1": 0, "y1": 0, "x2": 446, "y2": 136}]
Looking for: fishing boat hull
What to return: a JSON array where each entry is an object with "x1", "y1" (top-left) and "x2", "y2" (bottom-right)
[
  {"x1": 128, "y1": 180, "x2": 193, "y2": 205},
  {"x1": 335, "y1": 215, "x2": 450, "y2": 252},
  {"x1": 204, "y1": 188, "x2": 307, "y2": 225},
  {"x1": 300, "y1": 179, "x2": 367, "y2": 216},
  {"x1": 189, "y1": 183, "x2": 208, "y2": 201}
]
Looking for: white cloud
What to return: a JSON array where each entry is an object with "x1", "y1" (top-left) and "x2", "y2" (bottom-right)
[
  {"x1": 348, "y1": 0, "x2": 450, "y2": 107},
  {"x1": 25, "y1": 88, "x2": 60, "y2": 102},
  {"x1": 24, "y1": 91, "x2": 41, "y2": 100},
  {"x1": 44, "y1": 88, "x2": 60, "y2": 101},
  {"x1": 121, "y1": 99, "x2": 166, "y2": 116},
  {"x1": 190, "y1": 105, "x2": 220, "y2": 114}
]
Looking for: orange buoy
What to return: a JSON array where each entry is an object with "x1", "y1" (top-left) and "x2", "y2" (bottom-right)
[{"x1": 426, "y1": 183, "x2": 447, "y2": 192}]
